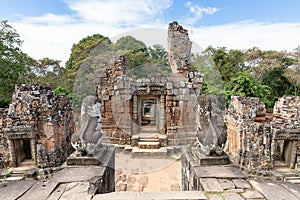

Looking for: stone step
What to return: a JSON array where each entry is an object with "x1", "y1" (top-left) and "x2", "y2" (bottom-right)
[
  {"x1": 139, "y1": 138, "x2": 160, "y2": 142},
  {"x1": 286, "y1": 179, "x2": 300, "y2": 184},
  {"x1": 11, "y1": 168, "x2": 37, "y2": 178},
  {"x1": 6, "y1": 176, "x2": 25, "y2": 181},
  {"x1": 285, "y1": 176, "x2": 300, "y2": 180},
  {"x1": 93, "y1": 191, "x2": 207, "y2": 200},
  {"x1": 131, "y1": 147, "x2": 168, "y2": 158},
  {"x1": 138, "y1": 141, "x2": 160, "y2": 149}
]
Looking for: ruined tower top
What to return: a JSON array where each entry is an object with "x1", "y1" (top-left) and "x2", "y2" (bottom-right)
[{"x1": 168, "y1": 21, "x2": 192, "y2": 77}]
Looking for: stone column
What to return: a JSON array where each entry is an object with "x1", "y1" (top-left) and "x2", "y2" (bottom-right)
[
  {"x1": 132, "y1": 95, "x2": 138, "y2": 135},
  {"x1": 160, "y1": 95, "x2": 166, "y2": 133},
  {"x1": 8, "y1": 140, "x2": 16, "y2": 167},
  {"x1": 133, "y1": 95, "x2": 138, "y2": 121},
  {"x1": 31, "y1": 138, "x2": 37, "y2": 166}
]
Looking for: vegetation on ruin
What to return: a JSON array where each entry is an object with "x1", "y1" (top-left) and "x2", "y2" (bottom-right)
[{"x1": 0, "y1": 20, "x2": 299, "y2": 108}]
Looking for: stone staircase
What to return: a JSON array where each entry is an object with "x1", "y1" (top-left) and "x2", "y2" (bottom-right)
[
  {"x1": 284, "y1": 172, "x2": 300, "y2": 184},
  {"x1": 1, "y1": 160, "x2": 37, "y2": 181},
  {"x1": 130, "y1": 131, "x2": 169, "y2": 157},
  {"x1": 273, "y1": 165, "x2": 300, "y2": 184}
]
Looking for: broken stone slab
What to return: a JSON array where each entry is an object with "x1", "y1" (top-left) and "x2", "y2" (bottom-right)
[
  {"x1": 218, "y1": 179, "x2": 235, "y2": 190},
  {"x1": 277, "y1": 181, "x2": 300, "y2": 199},
  {"x1": 200, "y1": 178, "x2": 223, "y2": 192},
  {"x1": 0, "y1": 180, "x2": 36, "y2": 200},
  {"x1": 67, "y1": 153, "x2": 100, "y2": 166},
  {"x1": 223, "y1": 192, "x2": 244, "y2": 200},
  {"x1": 241, "y1": 190, "x2": 264, "y2": 199},
  {"x1": 194, "y1": 166, "x2": 246, "y2": 179},
  {"x1": 250, "y1": 180, "x2": 299, "y2": 200},
  {"x1": 94, "y1": 191, "x2": 208, "y2": 200},
  {"x1": 209, "y1": 194, "x2": 223, "y2": 200},
  {"x1": 232, "y1": 179, "x2": 252, "y2": 189}
]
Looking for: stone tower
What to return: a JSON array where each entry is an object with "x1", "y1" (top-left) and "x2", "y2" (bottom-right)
[{"x1": 168, "y1": 21, "x2": 192, "y2": 77}]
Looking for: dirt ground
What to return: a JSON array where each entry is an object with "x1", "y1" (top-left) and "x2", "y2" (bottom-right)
[{"x1": 115, "y1": 152, "x2": 181, "y2": 192}]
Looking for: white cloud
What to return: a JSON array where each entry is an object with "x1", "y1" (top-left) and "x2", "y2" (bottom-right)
[
  {"x1": 67, "y1": 0, "x2": 172, "y2": 26},
  {"x1": 184, "y1": 1, "x2": 219, "y2": 25},
  {"x1": 12, "y1": 0, "x2": 173, "y2": 63},
  {"x1": 189, "y1": 21, "x2": 300, "y2": 52},
  {"x1": 9, "y1": 1, "x2": 300, "y2": 65}
]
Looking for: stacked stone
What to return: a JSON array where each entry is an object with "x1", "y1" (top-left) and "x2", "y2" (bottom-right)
[
  {"x1": 0, "y1": 109, "x2": 9, "y2": 167},
  {"x1": 273, "y1": 96, "x2": 300, "y2": 129},
  {"x1": 226, "y1": 95, "x2": 271, "y2": 172},
  {"x1": 97, "y1": 73, "x2": 202, "y2": 145},
  {"x1": 97, "y1": 56, "x2": 128, "y2": 144},
  {"x1": 0, "y1": 84, "x2": 74, "y2": 168},
  {"x1": 168, "y1": 21, "x2": 192, "y2": 77}
]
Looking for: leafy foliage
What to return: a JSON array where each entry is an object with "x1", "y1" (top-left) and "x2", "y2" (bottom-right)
[
  {"x1": 0, "y1": 21, "x2": 33, "y2": 107},
  {"x1": 225, "y1": 70, "x2": 272, "y2": 107},
  {"x1": 64, "y1": 34, "x2": 111, "y2": 91},
  {"x1": 113, "y1": 36, "x2": 147, "y2": 69}
]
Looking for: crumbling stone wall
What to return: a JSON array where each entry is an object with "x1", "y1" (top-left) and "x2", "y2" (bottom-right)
[
  {"x1": 0, "y1": 109, "x2": 9, "y2": 168},
  {"x1": 0, "y1": 85, "x2": 74, "y2": 168},
  {"x1": 168, "y1": 21, "x2": 192, "y2": 77},
  {"x1": 226, "y1": 95, "x2": 300, "y2": 172}
]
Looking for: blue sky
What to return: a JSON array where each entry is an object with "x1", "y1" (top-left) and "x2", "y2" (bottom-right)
[{"x1": 2, "y1": 0, "x2": 300, "y2": 63}]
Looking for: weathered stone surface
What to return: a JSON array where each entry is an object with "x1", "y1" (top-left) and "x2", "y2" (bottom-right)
[
  {"x1": 209, "y1": 194, "x2": 223, "y2": 200},
  {"x1": 250, "y1": 180, "x2": 299, "y2": 200},
  {"x1": 168, "y1": 21, "x2": 192, "y2": 77},
  {"x1": 232, "y1": 179, "x2": 252, "y2": 189},
  {"x1": 0, "y1": 180, "x2": 36, "y2": 200},
  {"x1": 279, "y1": 181, "x2": 300, "y2": 199},
  {"x1": 194, "y1": 166, "x2": 246, "y2": 179},
  {"x1": 16, "y1": 166, "x2": 113, "y2": 200},
  {"x1": 94, "y1": 191, "x2": 208, "y2": 200},
  {"x1": 218, "y1": 179, "x2": 235, "y2": 190},
  {"x1": 223, "y1": 192, "x2": 244, "y2": 200},
  {"x1": 200, "y1": 178, "x2": 223, "y2": 192},
  {"x1": 241, "y1": 190, "x2": 264, "y2": 199}
]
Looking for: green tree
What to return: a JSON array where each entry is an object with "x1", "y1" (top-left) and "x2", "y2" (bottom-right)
[
  {"x1": 64, "y1": 34, "x2": 111, "y2": 91},
  {"x1": 113, "y1": 36, "x2": 147, "y2": 69},
  {"x1": 24, "y1": 58, "x2": 64, "y2": 89},
  {"x1": 206, "y1": 46, "x2": 245, "y2": 83},
  {"x1": 245, "y1": 48, "x2": 295, "y2": 81},
  {"x1": 225, "y1": 69, "x2": 272, "y2": 106},
  {"x1": 147, "y1": 44, "x2": 169, "y2": 66},
  {"x1": 0, "y1": 21, "x2": 33, "y2": 107},
  {"x1": 261, "y1": 67, "x2": 292, "y2": 103}
]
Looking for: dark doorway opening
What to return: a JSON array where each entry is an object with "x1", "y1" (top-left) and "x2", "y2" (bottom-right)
[
  {"x1": 14, "y1": 139, "x2": 32, "y2": 167},
  {"x1": 23, "y1": 139, "x2": 32, "y2": 159}
]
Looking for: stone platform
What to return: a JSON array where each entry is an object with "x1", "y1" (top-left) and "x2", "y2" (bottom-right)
[
  {"x1": 67, "y1": 153, "x2": 100, "y2": 166},
  {"x1": 193, "y1": 150, "x2": 230, "y2": 166}
]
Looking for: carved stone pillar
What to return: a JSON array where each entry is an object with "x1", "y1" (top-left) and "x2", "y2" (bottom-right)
[
  {"x1": 133, "y1": 95, "x2": 138, "y2": 121},
  {"x1": 132, "y1": 95, "x2": 138, "y2": 135},
  {"x1": 31, "y1": 138, "x2": 37, "y2": 166},
  {"x1": 8, "y1": 140, "x2": 16, "y2": 167},
  {"x1": 160, "y1": 95, "x2": 166, "y2": 133}
]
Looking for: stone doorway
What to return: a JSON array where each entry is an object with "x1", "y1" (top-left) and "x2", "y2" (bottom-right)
[
  {"x1": 274, "y1": 140, "x2": 297, "y2": 168},
  {"x1": 138, "y1": 96, "x2": 159, "y2": 133},
  {"x1": 13, "y1": 139, "x2": 33, "y2": 167},
  {"x1": 140, "y1": 98, "x2": 157, "y2": 127}
]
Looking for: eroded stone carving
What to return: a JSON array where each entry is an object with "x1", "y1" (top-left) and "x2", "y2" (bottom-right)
[
  {"x1": 168, "y1": 21, "x2": 192, "y2": 77},
  {"x1": 196, "y1": 95, "x2": 227, "y2": 156},
  {"x1": 71, "y1": 95, "x2": 103, "y2": 157}
]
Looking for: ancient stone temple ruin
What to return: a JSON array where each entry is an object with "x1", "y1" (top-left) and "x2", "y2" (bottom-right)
[
  {"x1": 226, "y1": 95, "x2": 300, "y2": 172},
  {"x1": 97, "y1": 21, "x2": 203, "y2": 151},
  {"x1": 0, "y1": 85, "x2": 74, "y2": 168}
]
